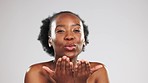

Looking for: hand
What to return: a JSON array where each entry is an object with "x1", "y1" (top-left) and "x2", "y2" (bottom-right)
[
  {"x1": 42, "y1": 56, "x2": 74, "y2": 83},
  {"x1": 74, "y1": 60, "x2": 102, "y2": 83},
  {"x1": 73, "y1": 60, "x2": 90, "y2": 82}
]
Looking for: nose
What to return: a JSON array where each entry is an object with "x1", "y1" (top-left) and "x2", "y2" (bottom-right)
[{"x1": 64, "y1": 32, "x2": 75, "y2": 40}]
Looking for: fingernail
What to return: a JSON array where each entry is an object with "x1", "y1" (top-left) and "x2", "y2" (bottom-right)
[
  {"x1": 96, "y1": 65, "x2": 103, "y2": 69},
  {"x1": 58, "y1": 58, "x2": 62, "y2": 61},
  {"x1": 66, "y1": 58, "x2": 69, "y2": 61},
  {"x1": 42, "y1": 66, "x2": 48, "y2": 69},
  {"x1": 63, "y1": 56, "x2": 67, "y2": 59}
]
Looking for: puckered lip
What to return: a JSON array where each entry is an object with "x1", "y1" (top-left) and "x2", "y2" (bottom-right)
[{"x1": 64, "y1": 44, "x2": 76, "y2": 51}]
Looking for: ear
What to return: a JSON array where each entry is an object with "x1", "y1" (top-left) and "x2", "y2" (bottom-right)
[
  {"x1": 83, "y1": 40, "x2": 86, "y2": 46},
  {"x1": 48, "y1": 36, "x2": 52, "y2": 47},
  {"x1": 83, "y1": 42, "x2": 86, "y2": 46}
]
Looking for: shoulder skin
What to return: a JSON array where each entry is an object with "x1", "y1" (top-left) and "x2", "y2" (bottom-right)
[{"x1": 24, "y1": 61, "x2": 53, "y2": 83}]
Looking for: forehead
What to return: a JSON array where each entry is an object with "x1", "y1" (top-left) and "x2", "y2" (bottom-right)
[
  {"x1": 54, "y1": 13, "x2": 81, "y2": 23},
  {"x1": 50, "y1": 13, "x2": 85, "y2": 39}
]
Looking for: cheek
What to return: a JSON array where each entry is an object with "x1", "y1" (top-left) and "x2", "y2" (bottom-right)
[
  {"x1": 77, "y1": 34, "x2": 85, "y2": 44},
  {"x1": 77, "y1": 38, "x2": 85, "y2": 48},
  {"x1": 77, "y1": 41, "x2": 84, "y2": 52},
  {"x1": 52, "y1": 36, "x2": 64, "y2": 46}
]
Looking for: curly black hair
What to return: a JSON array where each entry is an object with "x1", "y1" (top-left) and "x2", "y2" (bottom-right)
[{"x1": 38, "y1": 11, "x2": 89, "y2": 56}]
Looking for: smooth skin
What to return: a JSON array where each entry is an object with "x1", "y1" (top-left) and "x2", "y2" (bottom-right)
[{"x1": 24, "y1": 13, "x2": 109, "y2": 83}]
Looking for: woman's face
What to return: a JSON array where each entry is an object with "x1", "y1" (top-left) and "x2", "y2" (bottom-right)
[{"x1": 50, "y1": 13, "x2": 85, "y2": 59}]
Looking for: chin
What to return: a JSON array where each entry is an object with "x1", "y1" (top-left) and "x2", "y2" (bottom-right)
[{"x1": 64, "y1": 52, "x2": 78, "y2": 58}]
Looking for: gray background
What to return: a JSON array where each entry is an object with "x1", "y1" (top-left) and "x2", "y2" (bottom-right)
[{"x1": 0, "y1": 0, "x2": 148, "y2": 83}]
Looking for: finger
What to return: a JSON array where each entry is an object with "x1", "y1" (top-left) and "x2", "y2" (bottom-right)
[
  {"x1": 42, "y1": 66, "x2": 56, "y2": 83},
  {"x1": 90, "y1": 65, "x2": 103, "y2": 74},
  {"x1": 85, "y1": 61, "x2": 91, "y2": 72},
  {"x1": 81, "y1": 60, "x2": 86, "y2": 72},
  {"x1": 69, "y1": 62, "x2": 73, "y2": 71},
  {"x1": 77, "y1": 61, "x2": 82, "y2": 76},
  {"x1": 74, "y1": 64, "x2": 78, "y2": 76},
  {"x1": 48, "y1": 76, "x2": 56, "y2": 83},
  {"x1": 65, "y1": 57, "x2": 70, "y2": 72},
  {"x1": 56, "y1": 58, "x2": 62, "y2": 72},
  {"x1": 85, "y1": 61, "x2": 92, "y2": 76},
  {"x1": 61, "y1": 56, "x2": 67, "y2": 74},
  {"x1": 74, "y1": 64, "x2": 78, "y2": 72},
  {"x1": 81, "y1": 60, "x2": 90, "y2": 75}
]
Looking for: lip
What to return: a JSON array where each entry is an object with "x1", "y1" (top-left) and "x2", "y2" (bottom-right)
[{"x1": 64, "y1": 44, "x2": 76, "y2": 51}]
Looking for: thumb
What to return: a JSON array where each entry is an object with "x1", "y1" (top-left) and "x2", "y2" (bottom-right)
[
  {"x1": 42, "y1": 66, "x2": 54, "y2": 77},
  {"x1": 90, "y1": 65, "x2": 103, "y2": 74},
  {"x1": 42, "y1": 66, "x2": 56, "y2": 83}
]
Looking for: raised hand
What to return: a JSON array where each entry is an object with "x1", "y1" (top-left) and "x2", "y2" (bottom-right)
[
  {"x1": 73, "y1": 60, "x2": 90, "y2": 83},
  {"x1": 74, "y1": 60, "x2": 102, "y2": 83},
  {"x1": 42, "y1": 57, "x2": 103, "y2": 83},
  {"x1": 42, "y1": 56, "x2": 74, "y2": 83}
]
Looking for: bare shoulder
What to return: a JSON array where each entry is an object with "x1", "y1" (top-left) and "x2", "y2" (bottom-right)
[
  {"x1": 88, "y1": 62, "x2": 109, "y2": 83},
  {"x1": 24, "y1": 61, "x2": 53, "y2": 83}
]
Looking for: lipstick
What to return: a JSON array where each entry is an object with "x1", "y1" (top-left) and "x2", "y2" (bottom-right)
[{"x1": 64, "y1": 44, "x2": 76, "y2": 51}]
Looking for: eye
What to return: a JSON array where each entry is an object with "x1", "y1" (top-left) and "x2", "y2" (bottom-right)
[
  {"x1": 56, "y1": 30, "x2": 65, "y2": 33},
  {"x1": 73, "y1": 29, "x2": 81, "y2": 33}
]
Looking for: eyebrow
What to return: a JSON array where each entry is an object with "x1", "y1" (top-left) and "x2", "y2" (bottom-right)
[
  {"x1": 56, "y1": 24, "x2": 81, "y2": 28},
  {"x1": 56, "y1": 25, "x2": 65, "y2": 28},
  {"x1": 72, "y1": 24, "x2": 81, "y2": 27}
]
